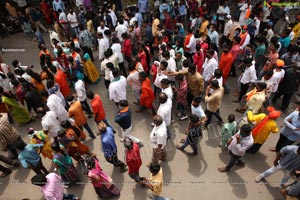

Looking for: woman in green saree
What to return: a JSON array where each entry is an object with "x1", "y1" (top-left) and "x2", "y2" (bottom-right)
[{"x1": 0, "y1": 86, "x2": 31, "y2": 124}]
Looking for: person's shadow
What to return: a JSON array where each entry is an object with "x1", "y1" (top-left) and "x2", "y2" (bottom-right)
[
  {"x1": 13, "y1": 167, "x2": 31, "y2": 183},
  {"x1": 0, "y1": 173, "x2": 10, "y2": 195},
  {"x1": 227, "y1": 170, "x2": 248, "y2": 199},
  {"x1": 260, "y1": 180, "x2": 283, "y2": 200},
  {"x1": 133, "y1": 182, "x2": 148, "y2": 200},
  {"x1": 244, "y1": 151, "x2": 271, "y2": 173},
  {"x1": 110, "y1": 166, "x2": 125, "y2": 192}
]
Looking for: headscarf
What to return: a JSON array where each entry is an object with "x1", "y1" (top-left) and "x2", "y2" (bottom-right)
[{"x1": 252, "y1": 107, "x2": 281, "y2": 137}]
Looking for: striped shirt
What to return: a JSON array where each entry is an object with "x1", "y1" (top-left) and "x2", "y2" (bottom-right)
[{"x1": 0, "y1": 113, "x2": 20, "y2": 149}]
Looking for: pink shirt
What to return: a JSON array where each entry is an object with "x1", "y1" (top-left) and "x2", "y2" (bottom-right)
[
  {"x1": 230, "y1": 44, "x2": 240, "y2": 61},
  {"x1": 41, "y1": 173, "x2": 64, "y2": 200}
]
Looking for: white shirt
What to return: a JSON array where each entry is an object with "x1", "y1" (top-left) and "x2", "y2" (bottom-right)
[
  {"x1": 185, "y1": 34, "x2": 196, "y2": 53},
  {"x1": 228, "y1": 132, "x2": 254, "y2": 156},
  {"x1": 74, "y1": 80, "x2": 86, "y2": 101},
  {"x1": 97, "y1": 26, "x2": 109, "y2": 34},
  {"x1": 67, "y1": 12, "x2": 78, "y2": 28},
  {"x1": 59, "y1": 12, "x2": 67, "y2": 23},
  {"x1": 166, "y1": 57, "x2": 176, "y2": 82},
  {"x1": 47, "y1": 94, "x2": 68, "y2": 122},
  {"x1": 101, "y1": 53, "x2": 119, "y2": 80},
  {"x1": 150, "y1": 121, "x2": 168, "y2": 149},
  {"x1": 270, "y1": 69, "x2": 285, "y2": 92},
  {"x1": 154, "y1": 70, "x2": 168, "y2": 88},
  {"x1": 217, "y1": 6, "x2": 230, "y2": 21},
  {"x1": 52, "y1": 0, "x2": 64, "y2": 11},
  {"x1": 109, "y1": 76, "x2": 127, "y2": 102},
  {"x1": 157, "y1": 98, "x2": 172, "y2": 126},
  {"x1": 240, "y1": 64, "x2": 257, "y2": 84},
  {"x1": 98, "y1": 38, "x2": 109, "y2": 60},
  {"x1": 254, "y1": 17, "x2": 260, "y2": 37},
  {"x1": 115, "y1": 24, "x2": 127, "y2": 42},
  {"x1": 41, "y1": 111, "x2": 61, "y2": 138},
  {"x1": 127, "y1": 70, "x2": 141, "y2": 91},
  {"x1": 76, "y1": 0, "x2": 83, "y2": 7},
  {"x1": 111, "y1": 43, "x2": 124, "y2": 63},
  {"x1": 161, "y1": 86, "x2": 173, "y2": 99},
  {"x1": 208, "y1": 30, "x2": 219, "y2": 47},
  {"x1": 224, "y1": 19, "x2": 233, "y2": 36},
  {"x1": 109, "y1": 10, "x2": 117, "y2": 27},
  {"x1": 0, "y1": 63, "x2": 10, "y2": 75},
  {"x1": 202, "y1": 58, "x2": 218, "y2": 82},
  {"x1": 266, "y1": 29, "x2": 274, "y2": 41},
  {"x1": 129, "y1": 17, "x2": 138, "y2": 26},
  {"x1": 191, "y1": 104, "x2": 206, "y2": 119}
]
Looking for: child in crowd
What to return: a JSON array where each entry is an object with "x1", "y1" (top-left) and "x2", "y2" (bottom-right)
[
  {"x1": 220, "y1": 114, "x2": 237, "y2": 149},
  {"x1": 173, "y1": 74, "x2": 188, "y2": 121}
]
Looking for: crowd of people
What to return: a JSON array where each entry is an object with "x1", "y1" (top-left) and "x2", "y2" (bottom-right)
[{"x1": 1, "y1": 0, "x2": 300, "y2": 199}]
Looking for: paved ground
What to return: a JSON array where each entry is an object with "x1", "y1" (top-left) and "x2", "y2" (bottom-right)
[{"x1": 0, "y1": 32, "x2": 292, "y2": 200}]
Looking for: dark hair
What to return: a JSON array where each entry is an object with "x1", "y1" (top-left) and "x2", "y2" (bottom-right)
[
  {"x1": 234, "y1": 36, "x2": 241, "y2": 43},
  {"x1": 27, "y1": 69, "x2": 42, "y2": 83},
  {"x1": 40, "y1": 90, "x2": 49, "y2": 98},
  {"x1": 86, "y1": 90, "x2": 94, "y2": 99},
  {"x1": 12, "y1": 59, "x2": 19, "y2": 67},
  {"x1": 210, "y1": 80, "x2": 219, "y2": 88},
  {"x1": 65, "y1": 95, "x2": 75, "y2": 102},
  {"x1": 139, "y1": 71, "x2": 148, "y2": 79},
  {"x1": 31, "y1": 174, "x2": 47, "y2": 187},
  {"x1": 46, "y1": 79, "x2": 54, "y2": 89},
  {"x1": 190, "y1": 114, "x2": 200, "y2": 123},
  {"x1": 175, "y1": 74, "x2": 184, "y2": 81},
  {"x1": 228, "y1": 114, "x2": 235, "y2": 123},
  {"x1": 240, "y1": 124, "x2": 252, "y2": 135},
  {"x1": 119, "y1": 99, "x2": 129, "y2": 107},
  {"x1": 160, "y1": 78, "x2": 170, "y2": 85},
  {"x1": 214, "y1": 69, "x2": 222, "y2": 77},
  {"x1": 160, "y1": 61, "x2": 168, "y2": 68},
  {"x1": 149, "y1": 162, "x2": 161, "y2": 175},
  {"x1": 51, "y1": 142, "x2": 64, "y2": 154},
  {"x1": 158, "y1": 92, "x2": 168, "y2": 104},
  {"x1": 193, "y1": 96, "x2": 202, "y2": 104},
  {"x1": 112, "y1": 68, "x2": 120, "y2": 77},
  {"x1": 264, "y1": 70, "x2": 274, "y2": 77}
]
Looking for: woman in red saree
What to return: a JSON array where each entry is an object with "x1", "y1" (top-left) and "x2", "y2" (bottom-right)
[{"x1": 40, "y1": 0, "x2": 53, "y2": 25}]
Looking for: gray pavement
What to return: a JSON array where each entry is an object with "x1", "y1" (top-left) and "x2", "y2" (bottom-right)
[{"x1": 0, "y1": 32, "x2": 289, "y2": 200}]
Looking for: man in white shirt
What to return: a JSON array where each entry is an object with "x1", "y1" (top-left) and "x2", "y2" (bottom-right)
[
  {"x1": 109, "y1": 68, "x2": 127, "y2": 106},
  {"x1": 72, "y1": 76, "x2": 93, "y2": 117},
  {"x1": 97, "y1": 32, "x2": 109, "y2": 61},
  {"x1": 236, "y1": 58, "x2": 257, "y2": 101},
  {"x1": 157, "y1": 92, "x2": 172, "y2": 139},
  {"x1": 111, "y1": 37, "x2": 126, "y2": 77},
  {"x1": 239, "y1": 25, "x2": 251, "y2": 50},
  {"x1": 150, "y1": 115, "x2": 168, "y2": 163},
  {"x1": 115, "y1": 19, "x2": 127, "y2": 42},
  {"x1": 216, "y1": 2, "x2": 230, "y2": 33},
  {"x1": 208, "y1": 24, "x2": 219, "y2": 47},
  {"x1": 40, "y1": 91, "x2": 69, "y2": 123},
  {"x1": 162, "y1": 51, "x2": 176, "y2": 83},
  {"x1": 202, "y1": 50, "x2": 218, "y2": 85},
  {"x1": 218, "y1": 124, "x2": 254, "y2": 172},
  {"x1": 67, "y1": 9, "x2": 79, "y2": 36},
  {"x1": 97, "y1": 20, "x2": 109, "y2": 34},
  {"x1": 222, "y1": 15, "x2": 233, "y2": 46},
  {"x1": 184, "y1": 28, "x2": 196, "y2": 62},
  {"x1": 37, "y1": 107, "x2": 61, "y2": 142}
]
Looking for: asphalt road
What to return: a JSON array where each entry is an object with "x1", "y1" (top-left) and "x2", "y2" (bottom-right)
[{"x1": 0, "y1": 32, "x2": 291, "y2": 200}]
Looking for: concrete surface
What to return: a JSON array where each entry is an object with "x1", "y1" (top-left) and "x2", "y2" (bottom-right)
[{"x1": 0, "y1": 32, "x2": 290, "y2": 200}]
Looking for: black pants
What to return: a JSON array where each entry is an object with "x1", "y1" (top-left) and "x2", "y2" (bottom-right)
[
  {"x1": 104, "y1": 79, "x2": 111, "y2": 89},
  {"x1": 184, "y1": 52, "x2": 194, "y2": 63},
  {"x1": 238, "y1": 83, "x2": 249, "y2": 101},
  {"x1": 118, "y1": 62, "x2": 127, "y2": 77},
  {"x1": 225, "y1": 151, "x2": 242, "y2": 171},
  {"x1": 7, "y1": 136, "x2": 27, "y2": 159},
  {"x1": 272, "y1": 91, "x2": 293, "y2": 111},
  {"x1": 105, "y1": 153, "x2": 126, "y2": 168},
  {"x1": 79, "y1": 123, "x2": 95, "y2": 139},
  {"x1": 32, "y1": 159, "x2": 49, "y2": 175},
  {"x1": 80, "y1": 100, "x2": 93, "y2": 115},
  {"x1": 204, "y1": 109, "x2": 223, "y2": 127},
  {"x1": 246, "y1": 143, "x2": 262, "y2": 155},
  {"x1": 187, "y1": 90, "x2": 195, "y2": 108},
  {"x1": 275, "y1": 134, "x2": 294, "y2": 152}
]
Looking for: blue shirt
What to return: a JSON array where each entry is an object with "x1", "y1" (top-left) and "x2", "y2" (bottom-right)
[
  {"x1": 18, "y1": 144, "x2": 43, "y2": 168},
  {"x1": 279, "y1": 145, "x2": 300, "y2": 171},
  {"x1": 115, "y1": 107, "x2": 131, "y2": 130},
  {"x1": 101, "y1": 127, "x2": 117, "y2": 158},
  {"x1": 281, "y1": 111, "x2": 300, "y2": 141}
]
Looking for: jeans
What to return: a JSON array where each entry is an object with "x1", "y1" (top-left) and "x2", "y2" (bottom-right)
[
  {"x1": 105, "y1": 152, "x2": 126, "y2": 168},
  {"x1": 80, "y1": 123, "x2": 95, "y2": 139},
  {"x1": 260, "y1": 164, "x2": 291, "y2": 185},
  {"x1": 225, "y1": 151, "x2": 242, "y2": 171},
  {"x1": 104, "y1": 79, "x2": 110, "y2": 89},
  {"x1": 31, "y1": 159, "x2": 49, "y2": 175},
  {"x1": 121, "y1": 125, "x2": 141, "y2": 143},
  {"x1": 180, "y1": 138, "x2": 198, "y2": 154},
  {"x1": 118, "y1": 62, "x2": 127, "y2": 77},
  {"x1": 7, "y1": 136, "x2": 27, "y2": 159},
  {"x1": 177, "y1": 103, "x2": 186, "y2": 116},
  {"x1": 204, "y1": 109, "x2": 223, "y2": 127},
  {"x1": 80, "y1": 100, "x2": 93, "y2": 115}
]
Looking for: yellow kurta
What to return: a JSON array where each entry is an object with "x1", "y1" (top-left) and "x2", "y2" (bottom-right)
[
  {"x1": 247, "y1": 111, "x2": 279, "y2": 144},
  {"x1": 292, "y1": 22, "x2": 300, "y2": 44}
]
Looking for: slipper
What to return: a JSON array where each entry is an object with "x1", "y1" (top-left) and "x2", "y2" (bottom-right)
[{"x1": 269, "y1": 147, "x2": 276, "y2": 152}]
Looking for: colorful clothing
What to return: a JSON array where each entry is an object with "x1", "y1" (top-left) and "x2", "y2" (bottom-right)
[
  {"x1": 30, "y1": 130, "x2": 53, "y2": 160},
  {"x1": 83, "y1": 53, "x2": 100, "y2": 84},
  {"x1": 1, "y1": 96, "x2": 31, "y2": 124},
  {"x1": 220, "y1": 122, "x2": 237, "y2": 148},
  {"x1": 140, "y1": 78, "x2": 155, "y2": 109}
]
